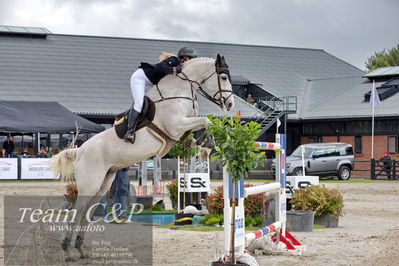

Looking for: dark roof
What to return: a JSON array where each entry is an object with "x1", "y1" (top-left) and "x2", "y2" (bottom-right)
[
  {"x1": 363, "y1": 66, "x2": 399, "y2": 79},
  {"x1": 298, "y1": 77, "x2": 399, "y2": 119},
  {"x1": 0, "y1": 101, "x2": 105, "y2": 133},
  {"x1": 1, "y1": 30, "x2": 395, "y2": 120},
  {"x1": 232, "y1": 75, "x2": 250, "y2": 85}
]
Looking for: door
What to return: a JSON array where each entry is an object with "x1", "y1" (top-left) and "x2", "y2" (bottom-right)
[{"x1": 309, "y1": 148, "x2": 328, "y2": 173}]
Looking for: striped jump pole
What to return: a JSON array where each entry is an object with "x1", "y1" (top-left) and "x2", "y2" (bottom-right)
[{"x1": 245, "y1": 222, "x2": 282, "y2": 244}]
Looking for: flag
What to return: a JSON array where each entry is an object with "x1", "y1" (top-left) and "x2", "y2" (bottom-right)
[
  {"x1": 370, "y1": 80, "x2": 381, "y2": 107},
  {"x1": 276, "y1": 117, "x2": 281, "y2": 134}
]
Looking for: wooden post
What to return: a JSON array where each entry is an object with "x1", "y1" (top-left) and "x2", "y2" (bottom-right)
[{"x1": 229, "y1": 180, "x2": 236, "y2": 264}]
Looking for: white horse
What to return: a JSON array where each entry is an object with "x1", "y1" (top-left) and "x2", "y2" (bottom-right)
[{"x1": 51, "y1": 54, "x2": 234, "y2": 262}]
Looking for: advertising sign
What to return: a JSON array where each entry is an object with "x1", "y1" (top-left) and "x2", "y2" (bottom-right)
[
  {"x1": 0, "y1": 158, "x2": 18, "y2": 180},
  {"x1": 286, "y1": 175, "x2": 319, "y2": 199},
  {"x1": 20, "y1": 158, "x2": 55, "y2": 180},
  {"x1": 178, "y1": 173, "x2": 210, "y2": 193}
]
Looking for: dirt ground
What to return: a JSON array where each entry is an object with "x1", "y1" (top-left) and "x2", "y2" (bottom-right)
[{"x1": 0, "y1": 181, "x2": 398, "y2": 266}]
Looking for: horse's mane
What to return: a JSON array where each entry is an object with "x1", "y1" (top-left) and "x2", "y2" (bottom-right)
[{"x1": 183, "y1": 57, "x2": 215, "y2": 67}]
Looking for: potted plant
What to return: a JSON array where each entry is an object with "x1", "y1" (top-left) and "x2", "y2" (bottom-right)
[
  {"x1": 290, "y1": 184, "x2": 344, "y2": 228},
  {"x1": 207, "y1": 114, "x2": 264, "y2": 265}
]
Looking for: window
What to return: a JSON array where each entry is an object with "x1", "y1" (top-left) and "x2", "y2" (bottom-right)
[
  {"x1": 345, "y1": 146, "x2": 354, "y2": 155},
  {"x1": 313, "y1": 149, "x2": 327, "y2": 158},
  {"x1": 388, "y1": 136, "x2": 397, "y2": 153},
  {"x1": 291, "y1": 146, "x2": 313, "y2": 158},
  {"x1": 318, "y1": 148, "x2": 339, "y2": 157},
  {"x1": 339, "y1": 146, "x2": 353, "y2": 156},
  {"x1": 355, "y1": 136, "x2": 362, "y2": 154}
]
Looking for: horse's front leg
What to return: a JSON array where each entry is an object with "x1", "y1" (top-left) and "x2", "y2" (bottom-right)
[{"x1": 166, "y1": 116, "x2": 210, "y2": 140}]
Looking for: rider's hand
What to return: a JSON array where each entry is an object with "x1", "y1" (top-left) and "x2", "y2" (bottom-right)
[{"x1": 176, "y1": 65, "x2": 183, "y2": 74}]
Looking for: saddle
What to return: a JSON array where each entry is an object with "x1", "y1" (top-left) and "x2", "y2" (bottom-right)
[{"x1": 114, "y1": 96, "x2": 156, "y2": 139}]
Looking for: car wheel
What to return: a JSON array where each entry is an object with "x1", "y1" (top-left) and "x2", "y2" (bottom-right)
[
  {"x1": 292, "y1": 168, "x2": 304, "y2": 176},
  {"x1": 338, "y1": 166, "x2": 351, "y2": 180}
]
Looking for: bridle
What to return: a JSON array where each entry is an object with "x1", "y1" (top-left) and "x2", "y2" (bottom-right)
[
  {"x1": 197, "y1": 65, "x2": 234, "y2": 109},
  {"x1": 153, "y1": 63, "x2": 233, "y2": 110}
]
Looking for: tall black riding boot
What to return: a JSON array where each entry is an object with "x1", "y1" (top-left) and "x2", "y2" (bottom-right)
[{"x1": 124, "y1": 108, "x2": 140, "y2": 144}]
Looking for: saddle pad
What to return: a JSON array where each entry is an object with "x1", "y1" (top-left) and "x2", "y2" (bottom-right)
[{"x1": 114, "y1": 97, "x2": 156, "y2": 139}]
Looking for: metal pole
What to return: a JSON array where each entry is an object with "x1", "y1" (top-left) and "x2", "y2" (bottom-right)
[{"x1": 371, "y1": 104, "x2": 375, "y2": 160}]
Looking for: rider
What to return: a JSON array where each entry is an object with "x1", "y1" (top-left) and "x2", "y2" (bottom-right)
[{"x1": 124, "y1": 46, "x2": 198, "y2": 143}]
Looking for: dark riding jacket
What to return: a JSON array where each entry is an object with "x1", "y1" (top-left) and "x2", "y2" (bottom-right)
[{"x1": 140, "y1": 56, "x2": 181, "y2": 84}]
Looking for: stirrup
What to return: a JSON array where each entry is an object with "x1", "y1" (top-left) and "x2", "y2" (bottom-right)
[{"x1": 124, "y1": 130, "x2": 136, "y2": 144}]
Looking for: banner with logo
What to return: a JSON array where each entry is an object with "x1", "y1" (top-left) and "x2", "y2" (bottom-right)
[
  {"x1": 0, "y1": 158, "x2": 18, "y2": 180},
  {"x1": 178, "y1": 173, "x2": 211, "y2": 193},
  {"x1": 20, "y1": 158, "x2": 55, "y2": 180}
]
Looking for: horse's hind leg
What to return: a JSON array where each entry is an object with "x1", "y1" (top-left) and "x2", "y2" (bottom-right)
[
  {"x1": 62, "y1": 194, "x2": 100, "y2": 261},
  {"x1": 62, "y1": 166, "x2": 109, "y2": 262},
  {"x1": 70, "y1": 195, "x2": 101, "y2": 259},
  {"x1": 74, "y1": 171, "x2": 117, "y2": 259},
  {"x1": 61, "y1": 195, "x2": 89, "y2": 262}
]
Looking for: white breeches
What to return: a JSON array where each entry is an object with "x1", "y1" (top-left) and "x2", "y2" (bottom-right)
[{"x1": 130, "y1": 69, "x2": 153, "y2": 112}]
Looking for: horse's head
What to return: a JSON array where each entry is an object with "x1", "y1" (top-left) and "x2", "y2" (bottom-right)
[
  {"x1": 182, "y1": 55, "x2": 235, "y2": 112},
  {"x1": 212, "y1": 54, "x2": 235, "y2": 111}
]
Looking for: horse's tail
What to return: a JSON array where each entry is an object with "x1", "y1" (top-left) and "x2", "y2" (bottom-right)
[{"x1": 51, "y1": 148, "x2": 78, "y2": 180}]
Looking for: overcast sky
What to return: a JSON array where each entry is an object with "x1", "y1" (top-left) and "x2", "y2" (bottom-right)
[{"x1": 0, "y1": 0, "x2": 398, "y2": 70}]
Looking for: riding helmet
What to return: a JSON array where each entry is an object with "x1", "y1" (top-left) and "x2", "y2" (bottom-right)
[{"x1": 177, "y1": 46, "x2": 198, "y2": 59}]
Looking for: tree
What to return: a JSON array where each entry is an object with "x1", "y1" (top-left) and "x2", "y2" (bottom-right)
[
  {"x1": 206, "y1": 114, "x2": 264, "y2": 264},
  {"x1": 365, "y1": 44, "x2": 399, "y2": 72}
]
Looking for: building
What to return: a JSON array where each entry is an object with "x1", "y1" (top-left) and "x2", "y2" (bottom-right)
[{"x1": 0, "y1": 25, "x2": 398, "y2": 170}]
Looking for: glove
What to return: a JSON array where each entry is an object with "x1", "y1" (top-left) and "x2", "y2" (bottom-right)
[{"x1": 176, "y1": 65, "x2": 183, "y2": 74}]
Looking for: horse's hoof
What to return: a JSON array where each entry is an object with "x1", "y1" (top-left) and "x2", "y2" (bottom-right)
[{"x1": 65, "y1": 257, "x2": 76, "y2": 262}]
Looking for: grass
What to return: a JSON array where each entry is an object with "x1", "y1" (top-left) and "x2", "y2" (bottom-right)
[
  {"x1": 157, "y1": 224, "x2": 329, "y2": 231},
  {"x1": 319, "y1": 178, "x2": 396, "y2": 183},
  {"x1": 156, "y1": 225, "x2": 262, "y2": 231},
  {"x1": 313, "y1": 224, "x2": 326, "y2": 229}
]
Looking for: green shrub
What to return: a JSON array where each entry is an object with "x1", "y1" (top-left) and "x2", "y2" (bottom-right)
[
  {"x1": 290, "y1": 185, "x2": 344, "y2": 218},
  {"x1": 199, "y1": 214, "x2": 224, "y2": 226},
  {"x1": 166, "y1": 179, "x2": 178, "y2": 202},
  {"x1": 207, "y1": 217, "x2": 221, "y2": 226},
  {"x1": 168, "y1": 133, "x2": 199, "y2": 161},
  {"x1": 199, "y1": 216, "x2": 208, "y2": 224},
  {"x1": 251, "y1": 214, "x2": 264, "y2": 226},
  {"x1": 245, "y1": 216, "x2": 254, "y2": 227},
  {"x1": 244, "y1": 214, "x2": 263, "y2": 227},
  {"x1": 205, "y1": 186, "x2": 224, "y2": 215}
]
